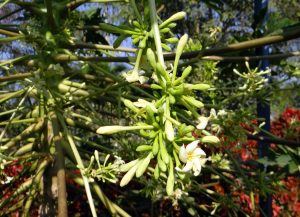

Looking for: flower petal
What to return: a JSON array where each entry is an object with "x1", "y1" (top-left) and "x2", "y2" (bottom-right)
[
  {"x1": 192, "y1": 148, "x2": 206, "y2": 157},
  {"x1": 182, "y1": 161, "x2": 193, "y2": 172},
  {"x1": 186, "y1": 140, "x2": 199, "y2": 153},
  {"x1": 199, "y1": 158, "x2": 208, "y2": 167},
  {"x1": 196, "y1": 116, "x2": 209, "y2": 130},
  {"x1": 179, "y1": 145, "x2": 187, "y2": 163},
  {"x1": 192, "y1": 158, "x2": 201, "y2": 176}
]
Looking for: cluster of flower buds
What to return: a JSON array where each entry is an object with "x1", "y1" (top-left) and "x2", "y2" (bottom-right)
[{"x1": 96, "y1": 8, "x2": 219, "y2": 196}]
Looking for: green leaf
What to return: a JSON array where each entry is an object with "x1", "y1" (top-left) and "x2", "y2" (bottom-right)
[{"x1": 275, "y1": 155, "x2": 292, "y2": 167}]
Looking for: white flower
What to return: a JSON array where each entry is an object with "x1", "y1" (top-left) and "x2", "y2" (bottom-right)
[
  {"x1": 1, "y1": 176, "x2": 13, "y2": 185},
  {"x1": 122, "y1": 70, "x2": 147, "y2": 84},
  {"x1": 196, "y1": 116, "x2": 209, "y2": 130},
  {"x1": 176, "y1": 140, "x2": 207, "y2": 176},
  {"x1": 217, "y1": 109, "x2": 227, "y2": 116},
  {"x1": 133, "y1": 99, "x2": 157, "y2": 113}
]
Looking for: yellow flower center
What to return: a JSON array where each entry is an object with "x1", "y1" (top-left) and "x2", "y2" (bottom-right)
[{"x1": 187, "y1": 153, "x2": 193, "y2": 161}]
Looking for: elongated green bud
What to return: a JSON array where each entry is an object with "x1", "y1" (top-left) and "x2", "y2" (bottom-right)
[
  {"x1": 96, "y1": 125, "x2": 126, "y2": 134},
  {"x1": 99, "y1": 23, "x2": 136, "y2": 35},
  {"x1": 159, "y1": 132, "x2": 169, "y2": 164},
  {"x1": 201, "y1": 135, "x2": 220, "y2": 144},
  {"x1": 150, "y1": 84, "x2": 162, "y2": 89},
  {"x1": 136, "y1": 152, "x2": 152, "y2": 177},
  {"x1": 146, "y1": 107, "x2": 155, "y2": 124},
  {"x1": 123, "y1": 99, "x2": 140, "y2": 113},
  {"x1": 165, "y1": 37, "x2": 179, "y2": 44},
  {"x1": 132, "y1": 20, "x2": 141, "y2": 28},
  {"x1": 152, "y1": 136, "x2": 159, "y2": 155},
  {"x1": 184, "y1": 83, "x2": 210, "y2": 91},
  {"x1": 174, "y1": 66, "x2": 192, "y2": 85},
  {"x1": 139, "y1": 37, "x2": 147, "y2": 49},
  {"x1": 156, "y1": 62, "x2": 170, "y2": 81},
  {"x1": 160, "y1": 12, "x2": 186, "y2": 29},
  {"x1": 120, "y1": 163, "x2": 139, "y2": 187},
  {"x1": 165, "y1": 120, "x2": 174, "y2": 142},
  {"x1": 176, "y1": 34, "x2": 188, "y2": 59},
  {"x1": 147, "y1": 48, "x2": 157, "y2": 69},
  {"x1": 160, "y1": 28, "x2": 170, "y2": 34},
  {"x1": 96, "y1": 125, "x2": 153, "y2": 134},
  {"x1": 172, "y1": 34, "x2": 188, "y2": 81},
  {"x1": 173, "y1": 149, "x2": 181, "y2": 167},
  {"x1": 178, "y1": 124, "x2": 195, "y2": 136},
  {"x1": 158, "y1": 152, "x2": 167, "y2": 172},
  {"x1": 169, "y1": 95, "x2": 176, "y2": 104},
  {"x1": 167, "y1": 23, "x2": 177, "y2": 28},
  {"x1": 154, "y1": 164, "x2": 160, "y2": 179},
  {"x1": 132, "y1": 37, "x2": 140, "y2": 44},
  {"x1": 113, "y1": 34, "x2": 129, "y2": 48},
  {"x1": 182, "y1": 95, "x2": 204, "y2": 108},
  {"x1": 46, "y1": 31, "x2": 56, "y2": 45},
  {"x1": 181, "y1": 66, "x2": 192, "y2": 79},
  {"x1": 169, "y1": 84, "x2": 185, "y2": 95},
  {"x1": 136, "y1": 145, "x2": 153, "y2": 152},
  {"x1": 120, "y1": 159, "x2": 139, "y2": 172},
  {"x1": 166, "y1": 160, "x2": 174, "y2": 196},
  {"x1": 161, "y1": 43, "x2": 172, "y2": 52}
]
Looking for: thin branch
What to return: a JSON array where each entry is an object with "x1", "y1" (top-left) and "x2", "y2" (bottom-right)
[
  {"x1": 201, "y1": 52, "x2": 300, "y2": 62},
  {"x1": 0, "y1": 8, "x2": 23, "y2": 21},
  {"x1": 10, "y1": 0, "x2": 43, "y2": 15},
  {"x1": 44, "y1": 0, "x2": 56, "y2": 31},
  {"x1": 65, "y1": 0, "x2": 127, "y2": 10},
  {"x1": 247, "y1": 134, "x2": 300, "y2": 147},
  {"x1": 2, "y1": 26, "x2": 300, "y2": 66},
  {"x1": 65, "y1": 42, "x2": 136, "y2": 53},
  {"x1": 77, "y1": 24, "x2": 300, "y2": 62},
  {"x1": 0, "y1": 72, "x2": 31, "y2": 82},
  {"x1": 165, "y1": 25, "x2": 300, "y2": 61},
  {"x1": 0, "y1": 28, "x2": 20, "y2": 37}
]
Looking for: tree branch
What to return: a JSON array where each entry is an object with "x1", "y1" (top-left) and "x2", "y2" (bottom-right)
[
  {"x1": 51, "y1": 114, "x2": 68, "y2": 217},
  {"x1": 0, "y1": 73, "x2": 32, "y2": 82},
  {"x1": 65, "y1": 42, "x2": 136, "y2": 53},
  {"x1": 44, "y1": 0, "x2": 56, "y2": 31},
  {"x1": 0, "y1": 28, "x2": 20, "y2": 37},
  {"x1": 247, "y1": 134, "x2": 300, "y2": 147}
]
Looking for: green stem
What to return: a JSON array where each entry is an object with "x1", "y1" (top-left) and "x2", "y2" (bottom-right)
[
  {"x1": 45, "y1": 0, "x2": 56, "y2": 31},
  {"x1": 91, "y1": 63, "x2": 155, "y2": 99},
  {"x1": 22, "y1": 158, "x2": 50, "y2": 217},
  {"x1": 148, "y1": 0, "x2": 165, "y2": 67},
  {"x1": 133, "y1": 48, "x2": 143, "y2": 73},
  {"x1": 130, "y1": 0, "x2": 142, "y2": 23},
  {"x1": 57, "y1": 112, "x2": 98, "y2": 217},
  {"x1": 50, "y1": 113, "x2": 68, "y2": 217},
  {"x1": 0, "y1": 87, "x2": 33, "y2": 144}
]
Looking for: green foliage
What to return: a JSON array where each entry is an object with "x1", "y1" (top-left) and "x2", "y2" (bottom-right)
[{"x1": 0, "y1": 0, "x2": 299, "y2": 216}]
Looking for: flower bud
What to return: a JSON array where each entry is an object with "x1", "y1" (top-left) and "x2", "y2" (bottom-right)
[
  {"x1": 119, "y1": 159, "x2": 139, "y2": 172},
  {"x1": 166, "y1": 160, "x2": 174, "y2": 196},
  {"x1": 182, "y1": 95, "x2": 204, "y2": 108},
  {"x1": 165, "y1": 120, "x2": 175, "y2": 142},
  {"x1": 96, "y1": 125, "x2": 127, "y2": 134},
  {"x1": 201, "y1": 135, "x2": 220, "y2": 144},
  {"x1": 165, "y1": 37, "x2": 179, "y2": 44},
  {"x1": 160, "y1": 12, "x2": 186, "y2": 29},
  {"x1": 159, "y1": 133, "x2": 169, "y2": 164},
  {"x1": 136, "y1": 145, "x2": 153, "y2": 152},
  {"x1": 136, "y1": 152, "x2": 152, "y2": 177},
  {"x1": 154, "y1": 164, "x2": 160, "y2": 179},
  {"x1": 120, "y1": 164, "x2": 139, "y2": 187},
  {"x1": 158, "y1": 153, "x2": 167, "y2": 172},
  {"x1": 152, "y1": 136, "x2": 159, "y2": 155}
]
